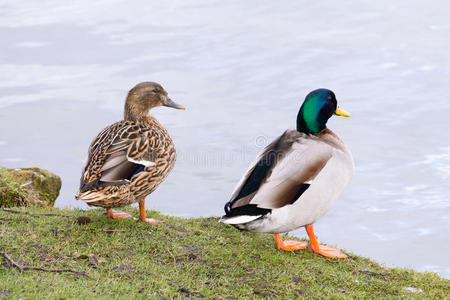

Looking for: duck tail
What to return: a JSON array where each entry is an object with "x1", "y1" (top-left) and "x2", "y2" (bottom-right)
[{"x1": 219, "y1": 214, "x2": 262, "y2": 225}]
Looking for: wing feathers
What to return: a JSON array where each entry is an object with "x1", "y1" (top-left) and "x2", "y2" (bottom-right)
[
  {"x1": 224, "y1": 130, "x2": 333, "y2": 217},
  {"x1": 79, "y1": 121, "x2": 159, "y2": 190},
  {"x1": 100, "y1": 160, "x2": 138, "y2": 182},
  {"x1": 101, "y1": 151, "x2": 128, "y2": 172},
  {"x1": 229, "y1": 132, "x2": 291, "y2": 205},
  {"x1": 249, "y1": 147, "x2": 330, "y2": 209}
]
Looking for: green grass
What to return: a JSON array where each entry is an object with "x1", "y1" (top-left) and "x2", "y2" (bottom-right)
[
  {"x1": 0, "y1": 169, "x2": 28, "y2": 207},
  {"x1": 0, "y1": 208, "x2": 448, "y2": 299}
]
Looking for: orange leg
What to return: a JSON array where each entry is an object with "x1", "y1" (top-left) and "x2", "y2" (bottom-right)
[
  {"x1": 305, "y1": 224, "x2": 347, "y2": 259},
  {"x1": 106, "y1": 208, "x2": 134, "y2": 219},
  {"x1": 138, "y1": 200, "x2": 164, "y2": 224},
  {"x1": 274, "y1": 233, "x2": 307, "y2": 251}
]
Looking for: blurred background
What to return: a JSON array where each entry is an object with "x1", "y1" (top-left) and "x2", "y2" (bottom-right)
[{"x1": 0, "y1": 0, "x2": 449, "y2": 278}]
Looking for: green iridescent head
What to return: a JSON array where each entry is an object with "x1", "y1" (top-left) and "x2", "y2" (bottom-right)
[{"x1": 297, "y1": 89, "x2": 350, "y2": 134}]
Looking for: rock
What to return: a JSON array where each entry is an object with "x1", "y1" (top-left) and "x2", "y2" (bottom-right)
[{"x1": 0, "y1": 168, "x2": 61, "y2": 207}]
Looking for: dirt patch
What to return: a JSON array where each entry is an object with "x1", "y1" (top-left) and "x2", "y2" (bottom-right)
[{"x1": 113, "y1": 263, "x2": 135, "y2": 272}]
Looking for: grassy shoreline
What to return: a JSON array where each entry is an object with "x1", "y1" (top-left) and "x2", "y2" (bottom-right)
[{"x1": 0, "y1": 207, "x2": 448, "y2": 299}]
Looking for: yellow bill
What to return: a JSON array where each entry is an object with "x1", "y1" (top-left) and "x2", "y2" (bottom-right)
[{"x1": 335, "y1": 106, "x2": 351, "y2": 117}]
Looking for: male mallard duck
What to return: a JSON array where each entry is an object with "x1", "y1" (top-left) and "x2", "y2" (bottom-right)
[
  {"x1": 220, "y1": 89, "x2": 353, "y2": 258},
  {"x1": 75, "y1": 82, "x2": 184, "y2": 223}
]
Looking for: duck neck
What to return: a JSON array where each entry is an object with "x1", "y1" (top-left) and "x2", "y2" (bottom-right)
[
  {"x1": 124, "y1": 107, "x2": 163, "y2": 130},
  {"x1": 124, "y1": 103, "x2": 150, "y2": 122},
  {"x1": 296, "y1": 109, "x2": 326, "y2": 134}
]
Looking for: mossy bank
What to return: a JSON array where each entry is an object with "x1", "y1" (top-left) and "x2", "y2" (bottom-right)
[
  {"x1": 0, "y1": 208, "x2": 448, "y2": 299},
  {"x1": 0, "y1": 168, "x2": 61, "y2": 207}
]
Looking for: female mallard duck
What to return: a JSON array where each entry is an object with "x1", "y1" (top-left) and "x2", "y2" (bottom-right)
[
  {"x1": 75, "y1": 82, "x2": 184, "y2": 224},
  {"x1": 220, "y1": 89, "x2": 353, "y2": 258}
]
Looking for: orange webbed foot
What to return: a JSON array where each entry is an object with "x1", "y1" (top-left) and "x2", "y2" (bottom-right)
[
  {"x1": 279, "y1": 240, "x2": 308, "y2": 251},
  {"x1": 305, "y1": 224, "x2": 347, "y2": 259},
  {"x1": 138, "y1": 200, "x2": 164, "y2": 225},
  {"x1": 309, "y1": 244, "x2": 348, "y2": 259},
  {"x1": 106, "y1": 209, "x2": 135, "y2": 220},
  {"x1": 138, "y1": 218, "x2": 164, "y2": 224},
  {"x1": 275, "y1": 234, "x2": 307, "y2": 251}
]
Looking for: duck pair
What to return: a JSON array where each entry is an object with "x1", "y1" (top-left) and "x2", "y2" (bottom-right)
[{"x1": 76, "y1": 82, "x2": 353, "y2": 259}]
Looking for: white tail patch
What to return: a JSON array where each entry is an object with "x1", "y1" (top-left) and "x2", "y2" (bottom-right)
[{"x1": 219, "y1": 215, "x2": 262, "y2": 225}]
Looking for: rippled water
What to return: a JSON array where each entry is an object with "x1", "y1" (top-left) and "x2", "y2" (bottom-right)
[{"x1": 0, "y1": 0, "x2": 449, "y2": 278}]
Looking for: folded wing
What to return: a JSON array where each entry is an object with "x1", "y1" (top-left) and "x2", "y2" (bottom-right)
[
  {"x1": 79, "y1": 122, "x2": 158, "y2": 192},
  {"x1": 223, "y1": 130, "x2": 333, "y2": 222}
]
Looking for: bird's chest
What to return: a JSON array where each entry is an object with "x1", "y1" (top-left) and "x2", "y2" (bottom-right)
[
  {"x1": 129, "y1": 131, "x2": 177, "y2": 196},
  {"x1": 149, "y1": 130, "x2": 177, "y2": 173}
]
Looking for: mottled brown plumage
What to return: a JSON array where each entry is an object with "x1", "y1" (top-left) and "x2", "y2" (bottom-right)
[{"x1": 75, "y1": 82, "x2": 184, "y2": 219}]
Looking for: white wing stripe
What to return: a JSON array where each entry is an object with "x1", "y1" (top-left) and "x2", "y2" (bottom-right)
[{"x1": 127, "y1": 157, "x2": 156, "y2": 167}]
